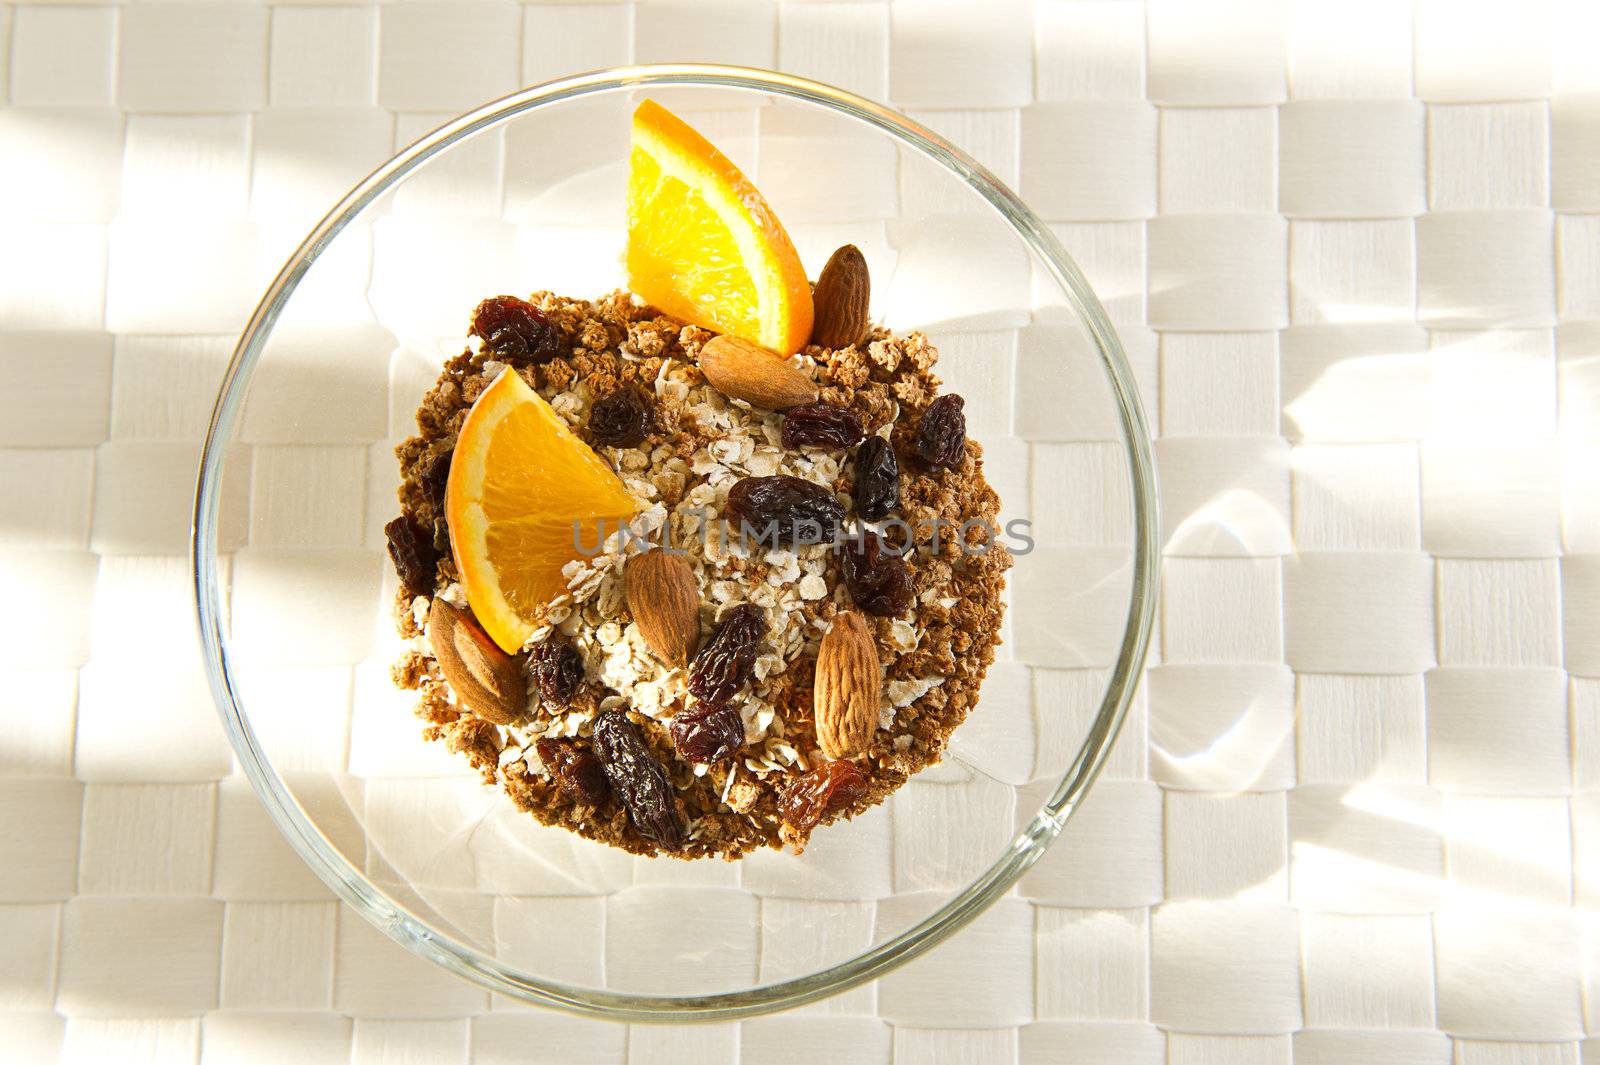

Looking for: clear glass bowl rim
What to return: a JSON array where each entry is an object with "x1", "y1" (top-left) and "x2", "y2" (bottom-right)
[{"x1": 191, "y1": 64, "x2": 1160, "y2": 1022}]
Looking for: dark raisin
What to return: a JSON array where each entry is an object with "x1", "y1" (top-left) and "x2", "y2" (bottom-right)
[
  {"x1": 781, "y1": 403, "x2": 865, "y2": 451},
  {"x1": 724, "y1": 476, "x2": 844, "y2": 547},
  {"x1": 421, "y1": 449, "x2": 453, "y2": 517},
  {"x1": 669, "y1": 703, "x2": 746, "y2": 764},
  {"x1": 588, "y1": 387, "x2": 656, "y2": 448},
  {"x1": 536, "y1": 736, "x2": 610, "y2": 806},
  {"x1": 840, "y1": 529, "x2": 914, "y2": 617},
  {"x1": 529, "y1": 636, "x2": 585, "y2": 708},
  {"x1": 687, "y1": 604, "x2": 765, "y2": 707},
  {"x1": 913, "y1": 393, "x2": 966, "y2": 470},
  {"x1": 778, "y1": 759, "x2": 869, "y2": 831},
  {"x1": 591, "y1": 710, "x2": 684, "y2": 850},
  {"x1": 385, "y1": 516, "x2": 437, "y2": 598},
  {"x1": 851, "y1": 436, "x2": 900, "y2": 522},
  {"x1": 470, "y1": 295, "x2": 565, "y2": 364}
]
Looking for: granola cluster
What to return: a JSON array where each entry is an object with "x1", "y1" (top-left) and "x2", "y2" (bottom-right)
[{"x1": 390, "y1": 291, "x2": 1010, "y2": 859}]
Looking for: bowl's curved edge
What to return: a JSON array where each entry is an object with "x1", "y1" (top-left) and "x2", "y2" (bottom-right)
[{"x1": 190, "y1": 62, "x2": 1160, "y2": 1022}]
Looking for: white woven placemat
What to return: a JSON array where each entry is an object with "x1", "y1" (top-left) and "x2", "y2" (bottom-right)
[{"x1": 3, "y1": 1, "x2": 1598, "y2": 1062}]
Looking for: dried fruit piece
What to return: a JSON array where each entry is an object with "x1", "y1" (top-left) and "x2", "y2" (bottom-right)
[
  {"x1": 588, "y1": 386, "x2": 656, "y2": 448},
  {"x1": 426, "y1": 600, "x2": 525, "y2": 726},
  {"x1": 913, "y1": 393, "x2": 966, "y2": 470},
  {"x1": 724, "y1": 476, "x2": 844, "y2": 546},
  {"x1": 781, "y1": 403, "x2": 865, "y2": 451},
  {"x1": 778, "y1": 759, "x2": 868, "y2": 831},
  {"x1": 669, "y1": 703, "x2": 745, "y2": 764},
  {"x1": 687, "y1": 604, "x2": 765, "y2": 707},
  {"x1": 810, "y1": 244, "x2": 871, "y2": 349},
  {"x1": 470, "y1": 295, "x2": 566, "y2": 364},
  {"x1": 625, "y1": 550, "x2": 701, "y2": 667},
  {"x1": 699, "y1": 335, "x2": 820, "y2": 410},
  {"x1": 421, "y1": 450, "x2": 453, "y2": 518},
  {"x1": 813, "y1": 610, "x2": 880, "y2": 759},
  {"x1": 851, "y1": 436, "x2": 899, "y2": 522},
  {"x1": 592, "y1": 709, "x2": 684, "y2": 850},
  {"x1": 536, "y1": 736, "x2": 610, "y2": 806},
  {"x1": 386, "y1": 516, "x2": 438, "y2": 599},
  {"x1": 840, "y1": 530, "x2": 914, "y2": 617},
  {"x1": 529, "y1": 636, "x2": 585, "y2": 708}
]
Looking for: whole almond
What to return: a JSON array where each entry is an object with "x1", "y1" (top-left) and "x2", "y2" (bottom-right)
[
  {"x1": 813, "y1": 610, "x2": 881, "y2": 759},
  {"x1": 810, "y1": 244, "x2": 871, "y2": 349},
  {"x1": 625, "y1": 550, "x2": 701, "y2": 667},
  {"x1": 426, "y1": 600, "x2": 525, "y2": 725},
  {"x1": 699, "y1": 335, "x2": 819, "y2": 410}
]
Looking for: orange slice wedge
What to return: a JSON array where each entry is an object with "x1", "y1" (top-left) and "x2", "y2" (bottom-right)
[
  {"x1": 446, "y1": 368, "x2": 642, "y2": 652},
  {"x1": 627, "y1": 99, "x2": 814, "y2": 357}
]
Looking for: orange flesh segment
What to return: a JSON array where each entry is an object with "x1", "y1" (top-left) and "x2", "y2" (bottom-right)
[
  {"x1": 627, "y1": 98, "x2": 814, "y2": 357},
  {"x1": 446, "y1": 368, "x2": 642, "y2": 653}
]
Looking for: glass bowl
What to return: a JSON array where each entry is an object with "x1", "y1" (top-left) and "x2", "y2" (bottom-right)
[{"x1": 192, "y1": 65, "x2": 1158, "y2": 1021}]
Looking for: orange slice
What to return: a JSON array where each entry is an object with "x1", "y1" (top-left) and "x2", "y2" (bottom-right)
[
  {"x1": 627, "y1": 99, "x2": 814, "y2": 357},
  {"x1": 446, "y1": 368, "x2": 642, "y2": 652}
]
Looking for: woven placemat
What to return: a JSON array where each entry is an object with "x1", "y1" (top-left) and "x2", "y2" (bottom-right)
[{"x1": 2, "y1": 1, "x2": 1596, "y2": 1061}]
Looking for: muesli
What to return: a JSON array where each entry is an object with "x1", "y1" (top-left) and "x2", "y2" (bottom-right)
[{"x1": 383, "y1": 100, "x2": 1011, "y2": 859}]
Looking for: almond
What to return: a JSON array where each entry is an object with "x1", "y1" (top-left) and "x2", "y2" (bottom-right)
[
  {"x1": 426, "y1": 600, "x2": 525, "y2": 726},
  {"x1": 810, "y1": 244, "x2": 871, "y2": 349},
  {"x1": 813, "y1": 610, "x2": 881, "y2": 759},
  {"x1": 699, "y1": 334, "x2": 819, "y2": 410},
  {"x1": 625, "y1": 549, "x2": 701, "y2": 667}
]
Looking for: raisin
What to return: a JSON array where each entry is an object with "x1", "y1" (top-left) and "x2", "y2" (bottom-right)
[
  {"x1": 781, "y1": 403, "x2": 865, "y2": 451},
  {"x1": 669, "y1": 703, "x2": 745, "y2": 764},
  {"x1": 851, "y1": 436, "x2": 900, "y2": 522},
  {"x1": 536, "y1": 736, "x2": 610, "y2": 806},
  {"x1": 588, "y1": 386, "x2": 656, "y2": 448},
  {"x1": 724, "y1": 476, "x2": 844, "y2": 547},
  {"x1": 778, "y1": 759, "x2": 869, "y2": 831},
  {"x1": 529, "y1": 636, "x2": 585, "y2": 708},
  {"x1": 592, "y1": 710, "x2": 684, "y2": 850},
  {"x1": 687, "y1": 604, "x2": 765, "y2": 707},
  {"x1": 470, "y1": 295, "x2": 566, "y2": 364},
  {"x1": 840, "y1": 529, "x2": 914, "y2": 617},
  {"x1": 913, "y1": 393, "x2": 967, "y2": 470},
  {"x1": 385, "y1": 516, "x2": 437, "y2": 598},
  {"x1": 421, "y1": 449, "x2": 453, "y2": 517}
]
